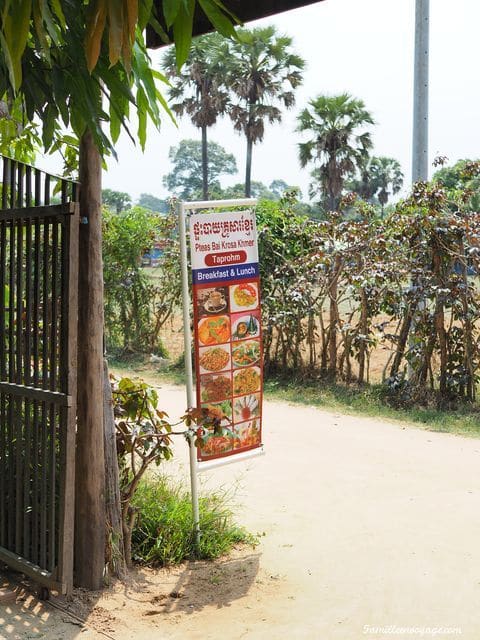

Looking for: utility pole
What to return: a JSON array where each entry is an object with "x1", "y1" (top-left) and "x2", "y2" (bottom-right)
[
  {"x1": 412, "y1": 0, "x2": 429, "y2": 182},
  {"x1": 409, "y1": 0, "x2": 430, "y2": 379}
]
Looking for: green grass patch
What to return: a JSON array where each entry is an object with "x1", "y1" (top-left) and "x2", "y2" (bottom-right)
[{"x1": 131, "y1": 476, "x2": 257, "y2": 566}]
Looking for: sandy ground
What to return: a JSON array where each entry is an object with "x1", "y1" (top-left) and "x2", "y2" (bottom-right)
[{"x1": 2, "y1": 384, "x2": 480, "y2": 639}]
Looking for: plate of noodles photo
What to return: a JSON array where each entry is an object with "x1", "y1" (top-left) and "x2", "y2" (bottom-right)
[
  {"x1": 229, "y1": 282, "x2": 259, "y2": 312},
  {"x1": 233, "y1": 366, "x2": 261, "y2": 395},
  {"x1": 198, "y1": 344, "x2": 231, "y2": 374}
]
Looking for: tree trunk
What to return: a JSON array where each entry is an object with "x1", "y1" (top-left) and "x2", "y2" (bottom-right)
[
  {"x1": 308, "y1": 311, "x2": 316, "y2": 371},
  {"x1": 459, "y1": 237, "x2": 475, "y2": 400},
  {"x1": 103, "y1": 359, "x2": 126, "y2": 580},
  {"x1": 416, "y1": 328, "x2": 436, "y2": 388},
  {"x1": 327, "y1": 255, "x2": 342, "y2": 379},
  {"x1": 432, "y1": 247, "x2": 447, "y2": 396},
  {"x1": 358, "y1": 287, "x2": 368, "y2": 384},
  {"x1": 75, "y1": 129, "x2": 106, "y2": 590},
  {"x1": 327, "y1": 160, "x2": 339, "y2": 211},
  {"x1": 201, "y1": 125, "x2": 209, "y2": 200},
  {"x1": 328, "y1": 193, "x2": 336, "y2": 212},
  {"x1": 122, "y1": 505, "x2": 137, "y2": 569},
  {"x1": 245, "y1": 136, "x2": 253, "y2": 198},
  {"x1": 390, "y1": 301, "x2": 415, "y2": 378},
  {"x1": 319, "y1": 310, "x2": 328, "y2": 374}
]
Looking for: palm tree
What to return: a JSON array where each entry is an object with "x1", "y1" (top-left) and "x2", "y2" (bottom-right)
[
  {"x1": 224, "y1": 26, "x2": 305, "y2": 197},
  {"x1": 162, "y1": 35, "x2": 229, "y2": 200},
  {"x1": 297, "y1": 94, "x2": 374, "y2": 212},
  {"x1": 345, "y1": 157, "x2": 378, "y2": 201},
  {"x1": 346, "y1": 156, "x2": 404, "y2": 214},
  {"x1": 369, "y1": 156, "x2": 403, "y2": 216}
]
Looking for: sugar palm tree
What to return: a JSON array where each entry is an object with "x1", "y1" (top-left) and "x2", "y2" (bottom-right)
[
  {"x1": 162, "y1": 34, "x2": 229, "y2": 200},
  {"x1": 223, "y1": 26, "x2": 305, "y2": 197},
  {"x1": 297, "y1": 94, "x2": 374, "y2": 212},
  {"x1": 370, "y1": 156, "x2": 403, "y2": 216},
  {"x1": 346, "y1": 156, "x2": 404, "y2": 214}
]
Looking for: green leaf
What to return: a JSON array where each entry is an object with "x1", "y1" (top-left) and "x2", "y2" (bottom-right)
[
  {"x1": 41, "y1": 103, "x2": 58, "y2": 149},
  {"x1": 109, "y1": 103, "x2": 121, "y2": 143},
  {"x1": 52, "y1": 67, "x2": 70, "y2": 125},
  {"x1": 198, "y1": 0, "x2": 236, "y2": 38},
  {"x1": 136, "y1": 85, "x2": 148, "y2": 150},
  {"x1": 132, "y1": 42, "x2": 158, "y2": 112},
  {"x1": 50, "y1": 0, "x2": 66, "y2": 29},
  {"x1": 138, "y1": 0, "x2": 153, "y2": 30},
  {"x1": 209, "y1": 0, "x2": 241, "y2": 24},
  {"x1": 0, "y1": 31, "x2": 16, "y2": 92},
  {"x1": 151, "y1": 68, "x2": 169, "y2": 85},
  {"x1": 39, "y1": 0, "x2": 62, "y2": 47},
  {"x1": 147, "y1": 12, "x2": 170, "y2": 44},
  {"x1": 33, "y1": 1, "x2": 51, "y2": 62},
  {"x1": 155, "y1": 86, "x2": 176, "y2": 126},
  {"x1": 172, "y1": 0, "x2": 194, "y2": 69},
  {"x1": 163, "y1": 0, "x2": 181, "y2": 28},
  {"x1": 4, "y1": 0, "x2": 32, "y2": 90}
]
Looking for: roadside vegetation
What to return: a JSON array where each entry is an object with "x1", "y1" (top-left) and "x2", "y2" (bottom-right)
[
  {"x1": 108, "y1": 373, "x2": 255, "y2": 570},
  {"x1": 132, "y1": 477, "x2": 257, "y2": 566},
  {"x1": 106, "y1": 161, "x2": 480, "y2": 411}
]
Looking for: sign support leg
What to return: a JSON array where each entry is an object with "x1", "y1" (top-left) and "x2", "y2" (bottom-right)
[
  {"x1": 177, "y1": 200, "x2": 201, "y2": 550},
  {"x1": 188, "y1": 432, "x2": 201, "y2": 549}
]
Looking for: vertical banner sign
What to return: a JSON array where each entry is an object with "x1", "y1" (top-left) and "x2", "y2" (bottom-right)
[{"x1": 190, "y1": 210, "x2": 263, "y2": 462}]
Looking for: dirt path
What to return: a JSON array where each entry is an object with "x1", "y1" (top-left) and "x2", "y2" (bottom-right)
[{"x1": 2, "y1": 384, "x2": 480, "y2": 639}]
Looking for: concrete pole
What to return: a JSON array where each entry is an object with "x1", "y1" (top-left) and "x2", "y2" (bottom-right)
[
  {"x1": 409, "y1": 0, "x2": 430, "y2": 379},
  {"x1": 412, "y1": 0, "x2": 429, "y2": 182}
]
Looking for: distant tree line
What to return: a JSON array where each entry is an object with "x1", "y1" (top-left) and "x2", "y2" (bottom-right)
[{"x1": 157, "y1": 27, "x2": 407, "y2": 218}]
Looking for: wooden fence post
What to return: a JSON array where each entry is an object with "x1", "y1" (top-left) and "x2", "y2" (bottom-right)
[{"x1": 75, "y1": 130, "x2": 106, "y2": 590}]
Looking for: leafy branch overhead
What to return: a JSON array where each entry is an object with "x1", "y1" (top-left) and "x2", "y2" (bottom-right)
[{"x1": 0, "y1": 0, "x2": 239, "y2": 157}]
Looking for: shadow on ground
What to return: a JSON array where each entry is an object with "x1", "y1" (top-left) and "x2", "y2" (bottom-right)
[
  {"x1": 0, "y1": 551, "x2": 261, "y2": 637},
  {"x1": 148, "y1": 553, "x2": 261, "y2": 616},
  {"x1": 0, "y1": 567, "x2": 104, "y2": 639}
]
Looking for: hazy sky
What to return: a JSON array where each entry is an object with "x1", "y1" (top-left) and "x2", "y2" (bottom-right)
[{"x1": 42, "y1": 0, "x2": 480, "y2": 202}]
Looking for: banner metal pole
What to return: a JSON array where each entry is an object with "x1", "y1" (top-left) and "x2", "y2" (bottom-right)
[{"x1": 177, "y1": 200, "x2": 201, "y2": 549}]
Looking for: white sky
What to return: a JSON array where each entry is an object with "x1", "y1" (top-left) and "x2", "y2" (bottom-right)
[{"x1": 42, "y1": 0, "x2": 480, "y2": 202}]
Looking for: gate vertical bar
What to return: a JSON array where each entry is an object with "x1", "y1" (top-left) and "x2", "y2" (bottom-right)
[
  {"x1": 0, "y1": 213, "x2": 5, "y2": 549},
  {"x1": 7, "y1": 214, "x2": 15, "y2": 550},
  {"x1": 57, "y1": 201, "x2": 79, "y2": 593},
  {"x1": 31, "y1": 169, "x2": 42, "y2": 565},
  {"x1": 15, "y1": 194, "x2": 24, "y2": 553},
  {"x1": 23, "y1": 172, "x2": 33, "y2": 559}
]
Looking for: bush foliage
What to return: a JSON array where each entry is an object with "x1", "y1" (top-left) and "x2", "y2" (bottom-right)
[
  {"x1": 104, "y1": 164, "x2": 480, "y2": 408},
  {"x1": 259, "y1": 173, "x2": 480, "y2": 407},
  {"x1": 103, "y1": 206, "x2": 181, "y2": 355}
]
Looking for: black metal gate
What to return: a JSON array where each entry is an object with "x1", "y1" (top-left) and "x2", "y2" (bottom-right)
[{"x1": 0, "y1": 157, "x2": 79, "y2": 594}]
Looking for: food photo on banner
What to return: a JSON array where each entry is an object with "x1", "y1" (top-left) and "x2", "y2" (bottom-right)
[{"x1": 189, "y1": 210, "x2": 263, "y2": 462}]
